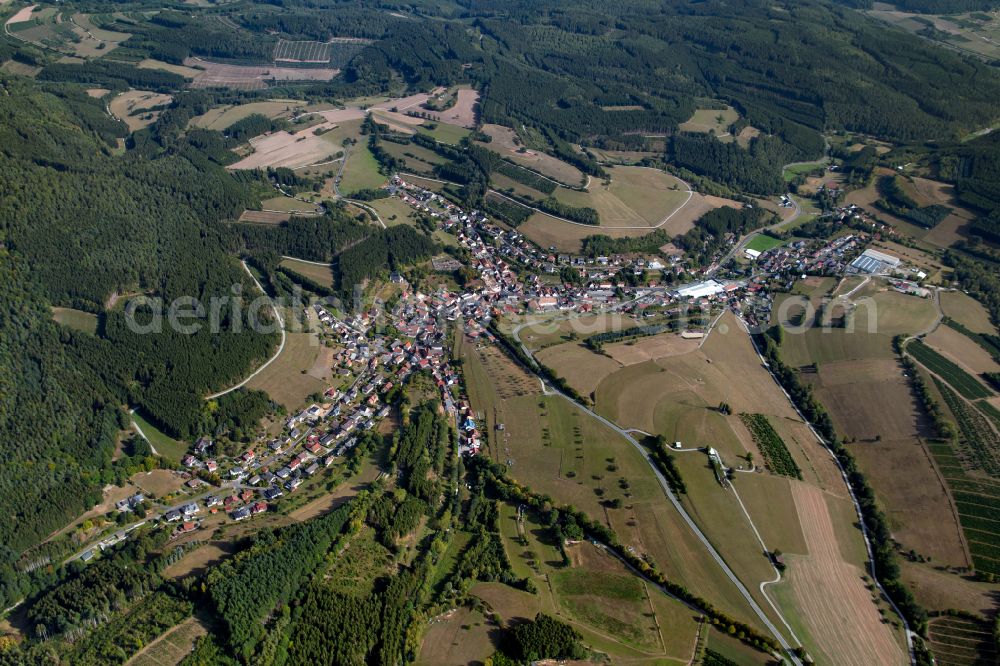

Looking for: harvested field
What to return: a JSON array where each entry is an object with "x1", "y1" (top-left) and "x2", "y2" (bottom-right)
[
  {"x1": 518, "y1": 191, "x2": 736, "y2": 253},
  {"x1": 941, "y1": 291, "x2": 996, "y2": 334},
  {"x1": 849, "y1": 436, "x2": 969, "y2": 567},
  {"x1": 416, "y1": 607, "x2": 498, "y2": 666},
  {"x1": 553, "y1": 166, "x2": 689, "y2": 228},
  {"x1": 85, "y1": 87, "x2": 109, "y2": 98},
  {"x1": 228, "y1": 116, "x2": 360, "y2": 169},
  {"x1": 602, "y1": 332, "x2": 700, "y2": 365},
  {"x1": 185, "y1": 57, "x2": 338, "y2": 90},
  {"x1": 779, "y1": 483, "x2": 907, "y2": 666},
  {"x1": 536, "y1": 342, "x2": 622, "y2": 397},
  {"x1": 125, "y1": 617, "x2": 207, "y2": 666},
  {"x1": 109, "y1": 90, "x2": 172, "y2": 132},
  {"x1": 5, "y1": 4, "x2": 37, "y2": 25},
  {"x1": 247, "y1": 309, "x2": 326, "y2": 409},
  {"x1": 815, "y1": 359, "x2": 929, "y2": 441},
  {"x1": 477, "y1": 124, "x2": 584, "y2": 186}
]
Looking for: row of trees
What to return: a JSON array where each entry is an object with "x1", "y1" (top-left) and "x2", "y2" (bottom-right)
[{"x1": 757, "y1": 328, "x2": 928, "y2": 633}]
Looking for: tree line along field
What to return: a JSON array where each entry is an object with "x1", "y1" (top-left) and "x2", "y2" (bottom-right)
[
  {"x1": 480, "y1": 503, "x2": 705, "y2": 662},
  {"x1": 454, "y1": 332, "x2": 767, "y2": 630},
  {"x1": 526, "y1": 312, "x2": 906, "y2": 660}
]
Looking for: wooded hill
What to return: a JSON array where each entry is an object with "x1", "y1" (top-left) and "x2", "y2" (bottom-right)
[{"x1": 0, "y1": 75, "x2": 279, "y2": 609}]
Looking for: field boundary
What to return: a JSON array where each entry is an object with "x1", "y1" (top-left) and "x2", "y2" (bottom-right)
[{"x1": 741, "y1": 316, "x2": 917, "y2": 663}]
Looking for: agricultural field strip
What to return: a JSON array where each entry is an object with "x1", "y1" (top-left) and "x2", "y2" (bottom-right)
[
  {"x1": 738, "y1": 413, "x2": 802, "y2": 479},
  {"x1": 510, "y1": 324, "x2": 805, "y2": 662},
  {"x1": 909, "y1": 340, "x2": 993, "y2": 400},
  {"x1": 737, "y1": 317, "x2": 917, "y2": 658},
  {"x1": 725, "y1": 480, "x2": 803, "y2": 647}
]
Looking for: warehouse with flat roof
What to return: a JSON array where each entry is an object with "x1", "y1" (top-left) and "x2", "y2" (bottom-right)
[{"x1": 850, "y1": 248, "x2": 900, "y2": 274}]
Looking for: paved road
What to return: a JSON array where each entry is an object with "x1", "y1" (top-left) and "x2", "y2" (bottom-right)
[
  {"x1": 510, "y1": 324, "x2": 803, "y2": 664},
  {"x1": 738, "y1": 316, "x2": 917, "y2": 665}
]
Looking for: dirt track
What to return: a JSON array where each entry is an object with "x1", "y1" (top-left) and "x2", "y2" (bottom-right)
[{"x1": 786, "y1": 483, "x2": 906, "y2": 666}]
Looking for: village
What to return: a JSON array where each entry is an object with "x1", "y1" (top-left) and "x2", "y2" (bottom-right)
[{"x1": 75, "y1": 169, "x2": 935, "y2": 565}]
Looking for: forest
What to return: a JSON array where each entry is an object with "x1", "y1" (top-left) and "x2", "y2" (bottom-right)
[{"x1": 0, "y1": 75, "x2": 279, "y2": 609}]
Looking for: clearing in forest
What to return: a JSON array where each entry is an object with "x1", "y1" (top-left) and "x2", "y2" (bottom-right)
[
  {"x1": 247, "y1": 309, "x2": 326, "y2": 409},
  {"x1": 125, "y1": 617, "x2": 208, "y2": 666},
  {"x1": 678, "y1": 106, "x2": 740, "y2": 136},
  {"x1": 109, "y1": 91, "x2": 172, "y2": 132},
  {"x1": 51, "y1": 306, "x2": 98, "y2": 334},
  {"x1": 184, "y1": 57, "x2": 339, "y2": 90},
  {"x1": 553, "y1": 166, "x2": 689, "y2": 228}
]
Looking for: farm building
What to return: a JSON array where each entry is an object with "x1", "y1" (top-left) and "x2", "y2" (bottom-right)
[{"x1": 850, "y1": 248, "x2": 900, "y2": 274}]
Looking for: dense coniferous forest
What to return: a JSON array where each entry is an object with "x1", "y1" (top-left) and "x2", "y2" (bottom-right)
[{"x1": 0, "y1": 76, "x2": 279, "y2": 608}]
